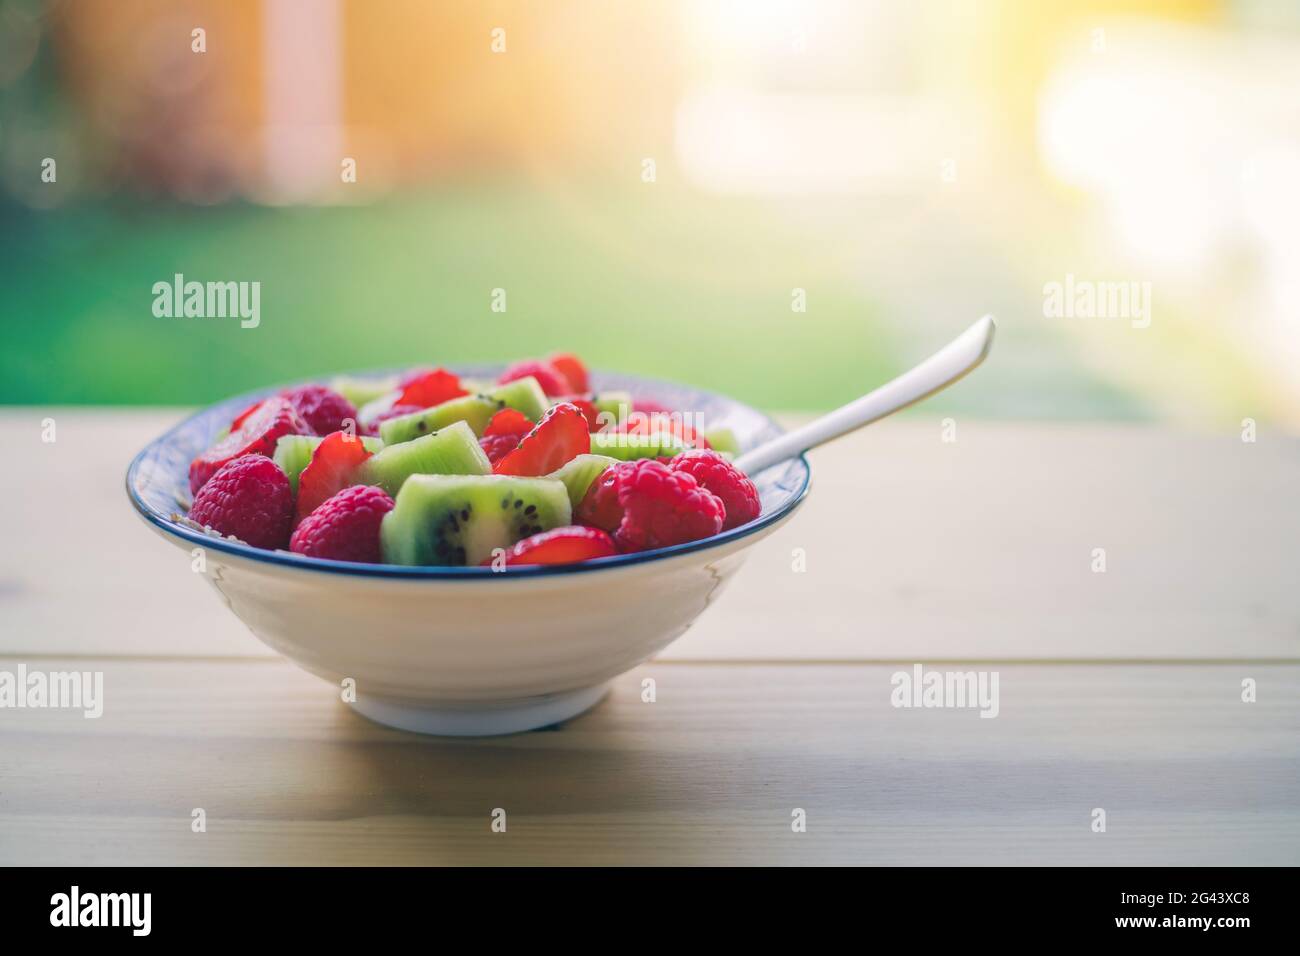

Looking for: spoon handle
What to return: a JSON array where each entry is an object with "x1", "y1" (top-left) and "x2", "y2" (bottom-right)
[{"x1": 733, "y1": 315, "x2": 996, "y2": 475}]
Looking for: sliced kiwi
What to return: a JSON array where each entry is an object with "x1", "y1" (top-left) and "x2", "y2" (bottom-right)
[
  {"x1": 382, "y1": 474, "x2": 571, "y2": 566},
  {"x1": 702, "y1": 427, "x2": 740, "y2": 457},
  {"x1": 332, "y1": 375, "x2": 399, "y2": 409},
  {"x1": 379, "y1": 377, "x2": 549, "y2": 444},
  {"x1": 589, "y1": 431, "x2": 687, "y2": 461},
  {"x1": 587, "y1": 391, "x2": 632, "y2": 430},
  {"x1": 359, "y1": 420, "x2": 490, "y2": 496},
  {"x1": 490, "y1": 377, "x2": 548, "y2": 421},
  {"x1": 546, "y1": 453, "x2": 617, "y2": 508},
  {"x1": 273, "y1": 434, "x2": 383, "y2": 493},
  {"x1": 380, "y1": 394, "x2": 497, "y2": 444},
  {"x1": 357, "y1": 390, "x2": 403, "y2": 429}
]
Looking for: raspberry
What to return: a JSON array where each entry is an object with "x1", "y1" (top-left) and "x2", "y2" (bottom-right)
[
  {"x1": 669, "y1": 450, "x2": 761, "y2": 530},
  {"x1": 189, "y1": 396, "x2": 309, "y2": 495},
  {"x1": 479, "y1": 432, "x2": 521, "y2": 466},
  {"x1": 282, "y1": 385, "x2": 358, "y2": 436},
  {"x1": 189, "y1": 455, "x2": 294, "y2": 550},
  {"x1": 577, "y1": 459, "x2": 724, "y2": 551},
  {"x1": 290, "y1": 484, "x2": 394, "y2": 563},
  {"x1": 575, "y1": 464, "x2": 623, "y2": 532},
  {"x1": 498, "y1": 360, "x2": 572, "y2": 397}
]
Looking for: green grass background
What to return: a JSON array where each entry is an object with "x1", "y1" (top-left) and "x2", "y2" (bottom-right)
[{"x1": 1, "y1": 180, "x2": 1147, "y2": 416}]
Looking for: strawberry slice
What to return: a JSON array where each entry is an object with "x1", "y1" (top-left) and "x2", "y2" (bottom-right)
[
  {"x1": 396, "y1": 368, "x2": 468, "y2": 408},
  {"x1": 229, "y1": 399, "x2": 265, "y2": 432},
  {"x1": 479, "y1": 408, "x2": 534, "y2": 464},
  {"x1": 558, "y1": 395, "x2": 600, "y2": 431},
  {"x1": 190, "y1": 397, "x2": 309, "y2": 495},
  {"x1": 481, "y1": 526, "x2": 617, "y2": 567},
  {"x1": 493, "y1": 402, "x2": 590, "y2": 477},
  {"x1": 295, "y1": 430, "x2": 375, "y2": 523},
  {"x1": 548, "y1": 353, "x2": 589, "y2": 394},
  {"x1": 484, "y1": 407, "x2": 533, "y2": 437}
]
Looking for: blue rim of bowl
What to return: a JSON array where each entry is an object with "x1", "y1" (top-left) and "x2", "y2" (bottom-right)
[{"x1": 125, "y1": 370, "x2": 812, "y2": 580}]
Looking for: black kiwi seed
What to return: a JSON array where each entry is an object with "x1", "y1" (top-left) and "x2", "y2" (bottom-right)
[
  {"x1": 501, "y1": 497, "x2": 510, "y2": 509},
  {"x1": 513, "y1": 499, "x2": 522, "y2": 509},
  {"x1": 417, "y1": 420, "x2": 427, "y2": 432},
  {"x1": 461, "y1": 508, "x2": 470, "y2": 521},
  {"x1": 524, "y1": 504, "x2": 536, "y2": 515}
]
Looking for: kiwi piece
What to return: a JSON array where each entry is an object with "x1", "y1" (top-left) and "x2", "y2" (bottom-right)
[
  {"x1": 332, "y1": 375, "x2": 398, "y2": 409},
  {"x1": 359, "y1": 420, "x2": 490, "y2": 496},
  {"x1": 587, "y1": 391, "x2": 632, "y2": 430},
  {"x1": 273, "y1": 434, "x2": 383, "y2": 493},
  {"x1": 357, "y1": 390, "x2": 403, "y2": 429},
  {"x1": 489, "y1": 377, "x2": 549, "y2": 422},
  {"x1": 546, "y1": 453, "x2": 618, "y2": 508},
  {"x1": 379, "y1": 377, "x2": 550, "y2": 444},
  {"x1": 382, "y1": 474, "x2": 571, "y2": 566},
  {"x1": 589, "y1": 431, "x2": 687, "y2": 461},
  {"x1": 702, "y1": 427, "x2": 740, "y2": 456},
  {"x1": 379, "y1": 394, "x2": 498, "y2": 444}
]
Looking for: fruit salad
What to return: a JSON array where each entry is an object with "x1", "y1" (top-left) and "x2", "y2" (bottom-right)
[{"x1": 182, "y1": 353, "x2": 762, "y2": 568}]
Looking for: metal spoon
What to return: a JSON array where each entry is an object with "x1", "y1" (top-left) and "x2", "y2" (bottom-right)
[{"x1": 734, "y1": 315, "x2": 997, "y2": 475}]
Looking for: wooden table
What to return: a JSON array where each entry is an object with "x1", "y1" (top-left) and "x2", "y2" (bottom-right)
[{"x1": 2, "y1": 410, "x2": 1298, "y2": 865}]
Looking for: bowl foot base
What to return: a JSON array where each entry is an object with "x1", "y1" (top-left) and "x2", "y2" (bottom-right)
[{"x1": 348, "y1": 683, "x2": 610, "y2": 737}]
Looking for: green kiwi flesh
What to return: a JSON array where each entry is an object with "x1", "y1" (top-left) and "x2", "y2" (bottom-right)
[
  {"x1": 546, "y1": 453, "x2": 617, "y2": 509},
  {"x1": 359, "y1": 421, "x2": 490, "y2": 496},
  {"x1": 379, "y1": 376, "x2": 549, "y2": 444},
  {"x1": 563, "y1": 391, "x2": 632, "y2": 431},
  {"x1": 382, "y1": 474, "x2": 572, "y2": 566},
  {"x1": 331, "y1": 375, "x2": 399, "y2": 409},
  {"x1": 589, "y1": 431, "x2": 687, "y2": 461},
  {"x1": 701, "y1": 427, "x2": 740, "y2": 456}
]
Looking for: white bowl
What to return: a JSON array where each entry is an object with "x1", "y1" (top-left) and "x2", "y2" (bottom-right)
[{"x1": 127, "y1": 368, "x2": 811, "y2": 736}]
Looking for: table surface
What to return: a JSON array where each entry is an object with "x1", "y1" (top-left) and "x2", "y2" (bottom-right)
[{"x1": 2, "y1": 409, "x2": 1297, "y2": 865}]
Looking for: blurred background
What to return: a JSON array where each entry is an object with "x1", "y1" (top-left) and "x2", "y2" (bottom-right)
[{"x1": 2, "y1": 0, "x2": 1298, "y2": 424}]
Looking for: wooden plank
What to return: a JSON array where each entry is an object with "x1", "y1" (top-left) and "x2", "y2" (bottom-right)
[
  {"x1": 3, "y1": 410, "x2": 1297, "y2": 660},
  {"x1": 1, "y1": 658, "x2": 1296, "y2": 865}
]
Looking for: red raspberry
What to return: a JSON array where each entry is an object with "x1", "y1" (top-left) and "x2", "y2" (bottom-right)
[
  {"x1": 189, "y1": 455, "x2": 294, "y2": 550},
  {"x1": 498, "y1": 360, "x2": 572, "y2": 397},
  {"x1": 669, "y1": 449, "x2": 761, "y2": 530},
  {"x1": 189, "y1": 396, "x2": 309, "y2": 495},
  {"x1": 282, "y1": 385, "x2": 358, "y2": 436},
  {"x1": 575, "y1": 464, "x2": 623, "y2": 532},
  {"x1": 479, "y1": 432, "x2": 521, "y2": 466},
  {"x1": 577, "y1": 459, "x2": 724, "y2": 551},
  {"x1": 290, "y1": 484, "x2": 394, "y2": 563}
]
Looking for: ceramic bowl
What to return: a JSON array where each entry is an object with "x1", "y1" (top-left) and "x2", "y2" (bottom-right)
[{"x1": 126, "y1": 368, "x2": 811, "y2": 736}]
